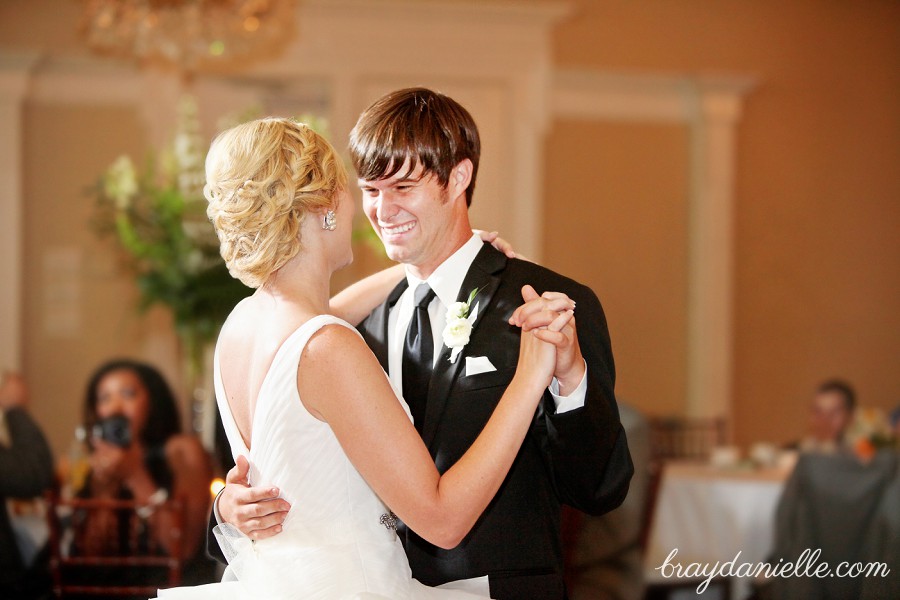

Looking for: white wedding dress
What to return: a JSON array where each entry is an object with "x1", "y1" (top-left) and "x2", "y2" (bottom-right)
[{"x1": 156, "y1": 315, "x2": 491, "y2": 600}]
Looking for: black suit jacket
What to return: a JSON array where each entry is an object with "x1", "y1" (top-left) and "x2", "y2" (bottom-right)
[
  {"x1": 207, "y1": 244, "x2": 633, "y2": 599},
  {"x1": 358, "y1": 244, "x2": 632, "y2": 600}
]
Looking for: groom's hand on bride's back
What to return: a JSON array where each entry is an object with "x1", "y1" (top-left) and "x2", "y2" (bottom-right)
[{"x1": 219, "y1": 455, "x2": 291, "y2": 541}]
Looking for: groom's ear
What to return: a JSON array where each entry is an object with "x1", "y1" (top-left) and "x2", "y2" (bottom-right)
[{"x1": 448, "y1": 159, "x2": 473, "y2": 204}]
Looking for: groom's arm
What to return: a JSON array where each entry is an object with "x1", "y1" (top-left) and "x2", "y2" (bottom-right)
[
  {"x1": 541, "y1": 283, "x2": 632, "y2": 515},
  {"x1": 512, "y1": 275, "x2": 631, "y2": 516},
  {"x1": 205, "y1": 456, "x2": 291, "y2": 563},
  {"x1": 206, "y1": 496, "x2": 227, "y2": 563}
]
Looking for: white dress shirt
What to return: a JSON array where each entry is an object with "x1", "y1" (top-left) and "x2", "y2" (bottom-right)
[{"x1": 388, "y1": 234, "x2": 587, "y2": 412}]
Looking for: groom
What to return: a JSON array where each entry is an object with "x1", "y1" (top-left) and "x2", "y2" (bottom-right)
[{"x1": 210, "y1": 88, "x2": 632, "y2": 599}]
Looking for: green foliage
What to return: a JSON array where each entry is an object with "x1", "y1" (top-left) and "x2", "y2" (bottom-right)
[{"x1": 92, "y1": 97, "x2": 251, "y2": 369}]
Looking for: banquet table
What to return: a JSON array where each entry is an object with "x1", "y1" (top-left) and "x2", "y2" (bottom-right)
[{"x1": 644, "y1": 461, "x2": 792, "y2": 600}]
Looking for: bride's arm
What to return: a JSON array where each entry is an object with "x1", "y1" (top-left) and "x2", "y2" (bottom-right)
[
  {"x1": 298, "y1": 313, "x2": 569, "y2": 549},
  {"x1": 329, "y1": 231, "x2": 520, "y2": 327},
  {"x1": 329, "y1": 264, "x2": 405, "y2": 326}
]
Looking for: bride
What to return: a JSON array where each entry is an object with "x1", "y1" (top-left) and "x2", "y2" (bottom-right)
[{"x1": 156, "y1": 118, "x2": 573, "y2": 599}]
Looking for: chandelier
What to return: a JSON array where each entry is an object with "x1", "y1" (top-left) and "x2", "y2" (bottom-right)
[{"x1": 79, "y1": 0, "x2": 295, "y2": 74}]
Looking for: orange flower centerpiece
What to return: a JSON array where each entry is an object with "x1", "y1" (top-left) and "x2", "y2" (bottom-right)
[{"x1": 846, "y1": 407, "x2": 897, "y2": 463}]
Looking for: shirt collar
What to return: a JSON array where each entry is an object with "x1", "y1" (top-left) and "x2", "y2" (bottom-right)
[{"x1": 405, "y1": 234, "x2": 482, "y2": 307}]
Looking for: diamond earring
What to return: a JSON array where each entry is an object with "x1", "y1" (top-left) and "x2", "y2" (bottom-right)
[{"x1": 322, "y1": 210, "x2": 337, "y2": 231}]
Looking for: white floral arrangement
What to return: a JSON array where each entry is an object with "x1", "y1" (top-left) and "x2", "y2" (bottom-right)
[
  {"x1": 92, "y1": 96, "x2": 250, "y2": 374},
  {"x1": 442, "y1": 287, "x2": 481, "y2": 363}
]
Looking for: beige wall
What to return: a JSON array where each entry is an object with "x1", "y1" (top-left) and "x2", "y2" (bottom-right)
[
  {"x1": 543, "y1": 0, "x2": 900, "y2": 446},
  {"x1": 3, "y1": 0, "x2": 899, "y2": 454},
  {"x1": 542, "y1": 120, "x2": 689, "y2": 417},
  {"x1": 22, "y1": 102, "x2": 183, "y2": 456}
]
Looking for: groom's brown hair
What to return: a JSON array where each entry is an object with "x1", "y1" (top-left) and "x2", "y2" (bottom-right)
[{"x1": 349, "y1": 87, "x2": 481, "y2": 207}]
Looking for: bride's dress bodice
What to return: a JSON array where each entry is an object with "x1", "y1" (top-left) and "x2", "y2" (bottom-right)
[
  {"x1": 214, "y1": 315, "x2": 414, "y2": 599},
  {"x1": 186, "y1": 315, "x2": 489, "y2": 600}
]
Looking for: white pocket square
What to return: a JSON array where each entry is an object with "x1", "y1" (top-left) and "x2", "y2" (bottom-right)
[{"x1": 465, "y1": 356, "x2": 496, "y2": 377}]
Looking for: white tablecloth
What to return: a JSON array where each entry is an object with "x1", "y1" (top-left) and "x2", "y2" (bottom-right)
[{"x1": 644, "y1": 462, "x2": 790, "y2": 599}]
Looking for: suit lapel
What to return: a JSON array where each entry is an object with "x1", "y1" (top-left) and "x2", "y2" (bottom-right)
[
  {"x1": 422, "y1": 244, "x2": 507, "y2": 446},
  {"x1": 366, "y1": 278, "x2": 408, "y2": 373}
]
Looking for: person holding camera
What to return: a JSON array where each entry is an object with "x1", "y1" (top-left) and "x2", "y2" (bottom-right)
[{"x1": 77, "y1": 359, "x2": 214, "y2": 581}]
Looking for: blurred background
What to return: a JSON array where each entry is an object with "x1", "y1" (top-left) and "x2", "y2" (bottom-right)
[
  {"x1": 0, "y1": 0, "x2": 900, "y2": 600},
  {"x1": 2, "y1": 0, "x2": 896, "y2": 461}
]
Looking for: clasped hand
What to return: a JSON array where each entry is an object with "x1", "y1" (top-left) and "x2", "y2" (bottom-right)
[{"x1": 509, "y1": 285, "x2": 585, "y2": 396}]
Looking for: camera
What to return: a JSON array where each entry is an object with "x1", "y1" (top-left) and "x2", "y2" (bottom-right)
[{"x1": 91, "y1": 414, "x2": 132, "y2": 448}]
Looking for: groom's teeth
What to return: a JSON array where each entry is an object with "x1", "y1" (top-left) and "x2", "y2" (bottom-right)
[{"x1": 382, "y1": 222, "x2": 416, "y2": 235}]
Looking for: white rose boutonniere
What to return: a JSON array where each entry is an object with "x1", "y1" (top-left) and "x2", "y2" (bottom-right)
[{"x1": 443, "y1": 287, "x2": 481, "y2": 364}]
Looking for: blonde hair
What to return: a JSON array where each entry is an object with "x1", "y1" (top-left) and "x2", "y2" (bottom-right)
[{"x1": 204, "y1": 118, "x2": 348, "y2": 288}]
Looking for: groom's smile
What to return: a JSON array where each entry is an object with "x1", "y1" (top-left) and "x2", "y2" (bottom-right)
[{"x1": 380, "y1": 220, "x2": 417, "y2": 237}]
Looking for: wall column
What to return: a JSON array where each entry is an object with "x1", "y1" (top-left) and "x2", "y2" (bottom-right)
[
  {"x1": 552, "y1": 70, "x2": 754, "y2": 424},
  {"x1": 0, "y1": 52, "x2": 39, "y2": 371},
  {"x1": 686, "y1": 81, "x2": 752, "y2": 420}
]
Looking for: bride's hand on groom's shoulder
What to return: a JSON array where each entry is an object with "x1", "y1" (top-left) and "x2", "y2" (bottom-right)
[
  {"x1": 219, "y1": 455, "x2": 291, "y2": 541},
  {"x1": 474, "y1": 229, "x2": 528, "y2": 260}
]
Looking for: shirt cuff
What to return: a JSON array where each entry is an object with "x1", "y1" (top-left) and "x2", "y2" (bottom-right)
[
  {"x1": 212, "y1": 487, "x2": 224, "y2": 525},
  {"x1": 549, "y1": 359, "x2": 588, "y2": 414}
]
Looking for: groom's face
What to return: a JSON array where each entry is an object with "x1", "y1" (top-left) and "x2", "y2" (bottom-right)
[{"x1": 358, "y1": 161, "x2": 455, "y2": 269}]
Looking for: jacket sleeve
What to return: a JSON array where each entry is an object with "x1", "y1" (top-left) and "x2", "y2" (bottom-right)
[
  {"x1": 0, "y1": 408, "x2": 55, "y2": 498},
  {"x1": 205, "y1": 496, "x2": 228, "y2": 564},
  {"x1": 536, "y1": 284, "x2": 633, "y2": 516}
]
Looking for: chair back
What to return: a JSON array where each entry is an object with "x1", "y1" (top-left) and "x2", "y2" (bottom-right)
[
  {"x1": 45, "y1": 490, "x2": 185, "y2": 598},
  {"x1": 647, "y1": 416, "x2": 727, "y2": 463}
]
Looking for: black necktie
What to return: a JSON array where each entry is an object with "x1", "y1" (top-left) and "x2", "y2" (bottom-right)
[{"x1": 402, "y1": 284, "x2": 436, "y2": 434}]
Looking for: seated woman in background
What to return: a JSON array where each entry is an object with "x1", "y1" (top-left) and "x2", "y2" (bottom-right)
[{"x1": 77, "y1": 359, "x2": 214, "y2": 583}]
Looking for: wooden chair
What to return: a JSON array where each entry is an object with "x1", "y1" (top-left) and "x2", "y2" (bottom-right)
[
  {"x1": 647, "y1": 416, "x2": 727, "y2": 464},
  {"x1": 45, "y1": 490, "x2": 185, "y2": 598}
]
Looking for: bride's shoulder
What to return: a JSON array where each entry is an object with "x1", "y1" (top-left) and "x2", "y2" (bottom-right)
[
  {"x1": 301, "y1": 320, "x2": 371, "y2": 367},
  {"x1": 297, "y1": 322, "x2": 386, "y2": 417},
  {"x1": 305, "y1": 318, "x2": 366, "y2": 350}
]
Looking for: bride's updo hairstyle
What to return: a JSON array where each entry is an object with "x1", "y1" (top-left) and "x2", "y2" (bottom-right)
[{"x1": 204, "y1": 118, "x2": 348, "y2": 288}]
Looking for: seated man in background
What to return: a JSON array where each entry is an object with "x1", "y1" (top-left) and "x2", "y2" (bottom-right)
[
  {"x1": 795, "y1": 379, "x2": 856, "y2": 453},
  {"x1": 0, "y1": 371, "x2": 55, "y2": 599}
]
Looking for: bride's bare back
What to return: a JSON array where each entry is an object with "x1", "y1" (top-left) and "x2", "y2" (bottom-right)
[{"x1": 216, "y1": 294, "x2": 318, "y2": 450}]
